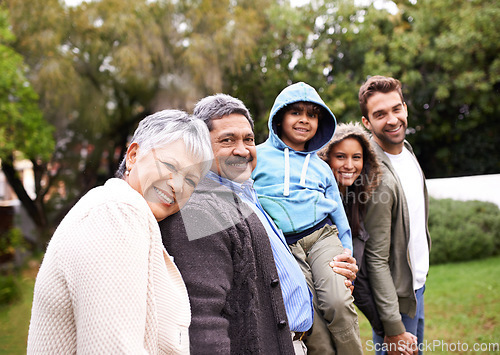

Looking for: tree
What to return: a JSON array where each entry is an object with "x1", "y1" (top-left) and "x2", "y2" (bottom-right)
[
  {"x1": 2, "y1": 0, "x2": 499, "y2": 250},
  {"x1": 4, "y1": 0, "x2": 278, "y2": 246},
  {"x1": 4, "y1": 0, "x2": 183, "y2": 244},
  {"x1": 394, "y1": 0, "x2": 500, "y2": 177},
  {"x1": 179, "y1": 0, "x2": 274, "y2": 98},
  {"x1": 224, "y1": 1, "x2": 318, "y2": 142},
  {"x1": 287, "y1": 0, "x2": 500, "y2": 177},
  {"x1": 0, "y1": 6, "x2": 55, "y2": 243}
]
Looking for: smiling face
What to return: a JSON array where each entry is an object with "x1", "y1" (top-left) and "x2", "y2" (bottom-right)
[
  {"x1": 210, "y1": 113, "x2": 257, "y2": 183},
  {"x1": 328, "y1": 137, "x2": 364, "y2": 189},
  {"x1": 362, "y1": 91, "x2": 408, "y2": 154},
  {"x1": 126, "y1": 139, "x2": 203, "y2": 221},
  {"x1": 279, "y1": 102, "x2": 319, "y2": 151}
]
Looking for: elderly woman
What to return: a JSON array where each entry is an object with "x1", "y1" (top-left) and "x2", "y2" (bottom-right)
[
  {"x1": 27, "y1": 110, "x2": 213, "y2": 354},
  {"x1": 318, "y1": 122, "x2": 384, "y2": 338}
]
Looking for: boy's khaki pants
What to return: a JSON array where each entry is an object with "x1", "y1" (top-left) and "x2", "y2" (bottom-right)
[{"x1": 289, "y1": 224, "x2": 363, "y2": 355}]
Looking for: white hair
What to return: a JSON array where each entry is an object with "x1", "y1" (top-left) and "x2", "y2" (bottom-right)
[{"x1": 116, "y1": 109, "x2": 213, "y2": 178}]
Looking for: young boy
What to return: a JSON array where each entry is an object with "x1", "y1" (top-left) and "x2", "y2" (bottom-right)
[{"x1": 252, "y1": 82, "x2": 363, "y2": 355}]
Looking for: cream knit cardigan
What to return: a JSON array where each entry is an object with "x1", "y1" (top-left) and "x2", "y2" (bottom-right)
[{"x1": 27, "y1": 178, "x2": 191, "y2": 354}]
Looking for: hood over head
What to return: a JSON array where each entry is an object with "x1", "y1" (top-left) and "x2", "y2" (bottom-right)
[
  {"x1": 268, "y1": 82, "x2": 337, "y2": 153},
  {"x1": 318, "y1": 122, "x2": 381, "y2": 198}
]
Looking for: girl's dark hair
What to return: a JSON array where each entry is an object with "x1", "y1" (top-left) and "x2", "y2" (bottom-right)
[
  {"x1": 318, "y1": 122, "x2": 381, "y2": 237},
  {"x1": 341, "y1": 136, "x2": 372, "y2": 237}
]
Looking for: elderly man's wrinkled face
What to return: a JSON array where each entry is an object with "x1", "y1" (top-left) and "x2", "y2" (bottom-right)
[
  {"x1": 126, "y1": 139, "x2": 203, "y2": 221},
  {"x1": 209, "y1": 114, "x2": 257, "y2": 183}
]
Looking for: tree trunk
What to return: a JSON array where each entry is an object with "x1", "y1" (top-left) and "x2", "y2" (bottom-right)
[{"x1": 1, "y1": 155, "x2": 49, "y2": 248}]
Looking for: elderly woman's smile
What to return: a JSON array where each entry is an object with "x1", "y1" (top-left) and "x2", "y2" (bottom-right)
[
  {"x1": 153, "y1": 186, "x2": 175, "y2": 205},
  {"x1": 127, "y1": 139, "x2": 203, "y2": 221}
]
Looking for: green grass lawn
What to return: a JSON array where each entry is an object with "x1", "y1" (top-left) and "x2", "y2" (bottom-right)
[
  {"x1": 1, "y1": 257, "x2": 499, "y2": 354},
  {"x1": 0, "y1": 264, "x2": 36, "y2": 355},
  {"x1": 358, "y1": 256, "x2": 500, "y2": 354}
]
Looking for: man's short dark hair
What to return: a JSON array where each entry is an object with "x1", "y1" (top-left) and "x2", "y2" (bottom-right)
[{"x1": 359, "y1": 76, "x2": 404, "y2": 120}]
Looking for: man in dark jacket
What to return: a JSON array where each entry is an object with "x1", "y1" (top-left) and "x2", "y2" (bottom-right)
[{"x1": 159, "y1": 94, "x2": 295, "y2": 354}]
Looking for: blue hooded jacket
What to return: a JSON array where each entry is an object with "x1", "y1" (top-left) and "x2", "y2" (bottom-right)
[{"x1": 252, "y1": 82, "x2": 352, "y2": 250}]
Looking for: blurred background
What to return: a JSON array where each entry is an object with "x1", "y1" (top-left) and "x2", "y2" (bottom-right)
[
  {"x1": 1, "y1": 0, "x2": 499, "y2": 249},
  {"x1": 0, "y1": 1, "x2": 499, "y2": 353}
]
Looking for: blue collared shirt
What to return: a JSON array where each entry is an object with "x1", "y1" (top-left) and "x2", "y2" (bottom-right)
[{"x1": 206, "y1": 171, "x2": 314, "y2": 331}]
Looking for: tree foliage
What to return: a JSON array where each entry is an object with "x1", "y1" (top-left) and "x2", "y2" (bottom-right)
[
  {"x1": 225, "y1": 1, "x2": 317, "y2": 141},
  {"x1": 397, "y1": 0, "x2": 500, "y2": 177},
  {"x1": 0, "y1": 8, "x2": 54, "y2": 162},
  {"x1": 5, "y1": 0, "x2": 188, "y2": 241},
  {"x1": 302, "y1": 0, "x2": 500, "y2": 177},
  {"x1": 0, "y1": 6, "x2": 55, "y2": 243},
  {"x1": 1, "y1": 0, "x2": 499, "y2": 247}
]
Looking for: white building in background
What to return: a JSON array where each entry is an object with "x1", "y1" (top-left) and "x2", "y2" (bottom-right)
[
  {"x1": 0, "y1": 168, "x2": 8, "y2": 201},
  {"x1": 0, "y1": 159, "x2": 36, "y2": 203},
  {"x1": 1, "y1": 158, "x2": 499, "y2": 234},
  {"x1": 426, "y1": 174, "x2": 500, "y2": 208}
]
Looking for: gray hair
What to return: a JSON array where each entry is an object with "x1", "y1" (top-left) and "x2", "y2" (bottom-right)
[
  {"x1": 193, "y1": 93, "x2": 254, "y2": 131},
  {"x1": 115, "y1": 109, "x2": 213, "y2": 178}
]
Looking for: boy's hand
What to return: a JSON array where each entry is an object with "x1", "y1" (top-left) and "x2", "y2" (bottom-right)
[{"x1": 329, "y1": 248, "x2": 358, "y2": 293}]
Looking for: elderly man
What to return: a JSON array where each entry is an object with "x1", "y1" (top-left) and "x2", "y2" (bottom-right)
[{"x1": 160, "y1": 94, "x2": 356, "y2": 354}]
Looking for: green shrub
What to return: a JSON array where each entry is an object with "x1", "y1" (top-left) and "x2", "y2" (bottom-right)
[
  {"x1": 0, "y1": 227, "x2": 25, "y2": 260},
  {"x1": 0, "y1": 275, "x2": 22, "y2": 306},
  {"x1": 428, "y1": 198, "x2": 500, "y2": 264}
]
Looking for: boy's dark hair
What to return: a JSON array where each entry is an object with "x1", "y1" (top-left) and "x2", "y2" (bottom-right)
[
  {"x1": 358, "y1": 76, "x2": 404, "y2": 120},
  {"x1": 274, "y1": 101, "x2": 326, "y2": 139}
]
